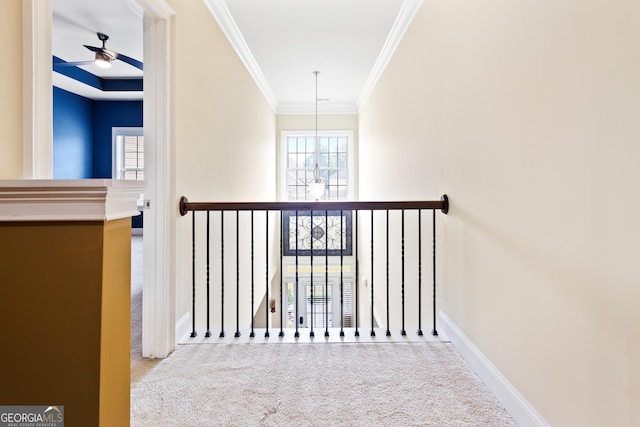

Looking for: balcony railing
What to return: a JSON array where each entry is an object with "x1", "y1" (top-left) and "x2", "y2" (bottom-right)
[{"x1": 179, "y1": 195, "x2": 449, "y2": 340}]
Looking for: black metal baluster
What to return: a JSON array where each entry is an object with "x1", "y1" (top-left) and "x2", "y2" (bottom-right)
[
  {"x1": 250, "y1": 210, "x2": 255, "y2": 338},
  {"x1": 324, "y1": 209, "x2": 329, "y2": 337},
  {"x1": 401, "y1": 209, "x2": 406, "y2": 336},
  {"x1": 355, "y1": 210, "x2": 359, "y2": 337},
  {"x1": 190, "y1": 211, "x2": 197, "y2": 338},
  {"x1": 310, "y1": 210, "x2": 315, "y2": 338},
  {"x1": 278, "y1": 211, "x2": 282, "y2": 337},
  {"x1": 340, "y1": 209, "x2": 345, "y2": 337},
  {"x1": 279, "y1": 211, "x2": 285, "y2": 337},
  {"x1": 220, "y1": 211, "x2": 225, "y2": 338},
  {"x1": 370, "y1": 209, "x2": 375, "y2": 337},
  {"x1": 205, "y1": 211, "x2": 211, "y2": 337},
  {"x1": 386, "y1": 209, "x2": 391, "y2": 337},
  {"x1": 417, "y1": 210, "x2": 423, "y2": 336},
  {"x1": 432, "y1": 209, "x2": 438, "y2": 336},
  {"x1": 294, "y1": 210, "x2": 300, "y2": 338},
  {"x1": 235, "y1": 211, "x2": 241, "y2": 338},
  {"x1": 265, "y1": 211, "x2": 270, "y2": 338}
]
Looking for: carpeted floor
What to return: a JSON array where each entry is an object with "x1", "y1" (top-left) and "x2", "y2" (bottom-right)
[
  {"x1": 129, "y1": 236, "x2": 517, "y2": 426},
  {"x1": 130, "y1": 236, "x2": 160, "y2": 383}
]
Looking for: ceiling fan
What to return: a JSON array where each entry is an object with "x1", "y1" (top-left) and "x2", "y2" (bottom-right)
[{"x1": 55, "y1": 32, "x2": 143, "y2": 71}]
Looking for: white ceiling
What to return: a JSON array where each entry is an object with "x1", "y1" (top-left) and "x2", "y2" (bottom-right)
[
  {"x1": 52, "y1": 0, "x2": 420, "y2": 112},
  {"x1": 52, "y1": 0, "x2": 144, "y2": 100}
]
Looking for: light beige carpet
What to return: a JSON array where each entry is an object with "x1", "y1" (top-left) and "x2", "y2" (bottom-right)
[
  {"x1": 130, "y1": 236, "x2": 160, "y2": 382},
  {"x1": 131, "y1": 342, "x2": 516, "y2": 426},
  {"x1": 130, "y1": 237, "x2": 516, "y2": 426}
]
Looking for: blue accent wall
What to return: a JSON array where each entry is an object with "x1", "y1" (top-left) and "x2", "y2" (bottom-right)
[
  {"x1": 92, "y1": 101, "x2": 143, "y2": 178},
  {"x1": 52, "y1": 90, "x2": 143, "y2": 179},
  {"x1": 53, "y1": 90, "x2": 143, "y2": 228},
  {"x1": 53, "y1": 87, "x2": 94, "y2": 178}
]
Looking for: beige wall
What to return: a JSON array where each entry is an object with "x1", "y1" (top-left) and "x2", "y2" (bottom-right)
[
  {"x1": 359, "y1": 1, "x2": 640, "y2": 426},
  {"x1": 0, "y1": 0, "x2": 23, "y2": 179},
  {"x1": 169, "y1": 0, "x2": 277, "y2": 330}
]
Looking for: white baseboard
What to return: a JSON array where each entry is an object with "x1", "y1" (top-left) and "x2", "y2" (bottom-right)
[
  {"x1": 175, "y1": 312, "x2": 191, "y2": 345},
  {"x1": 439, "y1": 312, "x2": 549, "y2": 427}
]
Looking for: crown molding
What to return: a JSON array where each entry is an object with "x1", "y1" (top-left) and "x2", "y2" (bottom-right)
[
  {"x1": 0, "y1": 180, "x2": 145, "y2": 222},
  {"x1": 277, "y1": 102, "x2": 358, "y2": 115},
  {"x1": 357, "y1": 0, "x2": 424, "y2": 111},
  {"x1": 203, "y1": 0, "x2": 278, "y2": 112}
]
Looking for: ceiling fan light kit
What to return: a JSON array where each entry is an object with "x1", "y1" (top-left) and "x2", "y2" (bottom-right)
[{"x1": 94, "y1": 50, "x2": 112, "y2": 68}]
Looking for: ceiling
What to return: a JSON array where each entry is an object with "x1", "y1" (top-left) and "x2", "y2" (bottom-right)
[
  {"x1": 52, "y1": 0, "x2": 144, "y2": 100},
  {"x1": 52, "y1": 0, "x2": 420, "y2": 112}
]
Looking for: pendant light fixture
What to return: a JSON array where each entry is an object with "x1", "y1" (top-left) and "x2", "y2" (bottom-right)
[{"x1": 308, "y1": 70, "x2": 325, "y2": 201}]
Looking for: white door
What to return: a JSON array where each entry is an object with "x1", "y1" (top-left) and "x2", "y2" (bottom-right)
[{"x1": 286, "y1": 278, "x2": 353, "y2": 330}]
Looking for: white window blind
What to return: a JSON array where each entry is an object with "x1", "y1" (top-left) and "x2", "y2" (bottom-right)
[
  {"x1": 113, "y1": 127, "x2": 144, "y2": 181},
  {"x1": 119, "y1": 135, "x2": 144, "y2": 180}
]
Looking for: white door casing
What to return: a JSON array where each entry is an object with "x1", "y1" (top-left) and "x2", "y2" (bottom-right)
[
  {"x1": 22, "y1": 0, "x2": 53, "y2": 179},
  {"x1": 25, "y1": 0, "x2": 177, "y2": 358},
  {"x1": 131, "y1": 0, "x2": 176, "y2": 358}
]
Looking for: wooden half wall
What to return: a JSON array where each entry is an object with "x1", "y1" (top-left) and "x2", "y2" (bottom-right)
[{"x1": 0, "y1": 180, "x2": 143, "y2": 426}]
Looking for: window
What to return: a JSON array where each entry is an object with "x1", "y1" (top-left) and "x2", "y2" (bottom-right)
[
  {"x1": 113, "y1": 127, "x2": 144, "y2": 180},
  {"x1": 281, "y1": 131, "x2": 356, "y2": 330},
  {"x1": 282, "y1": 131, "x2": 353, "y2": 201}
]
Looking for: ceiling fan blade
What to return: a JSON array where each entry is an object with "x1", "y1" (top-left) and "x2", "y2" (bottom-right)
[
  {"x1": 83, "y1": 44, "x2": 101, "y2": 53},
  {"x1": 54, "y1": 60, "x2": 94, "y2": 67},
  {"x1": 113, "y1": 52, "x2": 144, "y2": 71}
]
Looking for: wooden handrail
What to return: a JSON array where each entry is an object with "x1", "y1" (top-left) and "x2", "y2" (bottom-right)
[{"x1": 179, "y1": 195, "x2": 449, "y2": 216}]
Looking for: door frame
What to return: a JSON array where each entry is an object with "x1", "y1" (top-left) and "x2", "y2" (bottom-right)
[
  {"x1": 130, "y1": 0, "x2": 176, "y2": 358},
  {"x1": 25, "y1": 0, "x2": 177, "y2": 358}
]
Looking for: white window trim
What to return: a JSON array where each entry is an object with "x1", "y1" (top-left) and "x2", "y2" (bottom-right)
[
  {"x1": 280, "y1": 130, "x2": 355, "y2": 201},
  {"x1": 112, "y1": 127, "x2": 144, "y2": 179}
]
